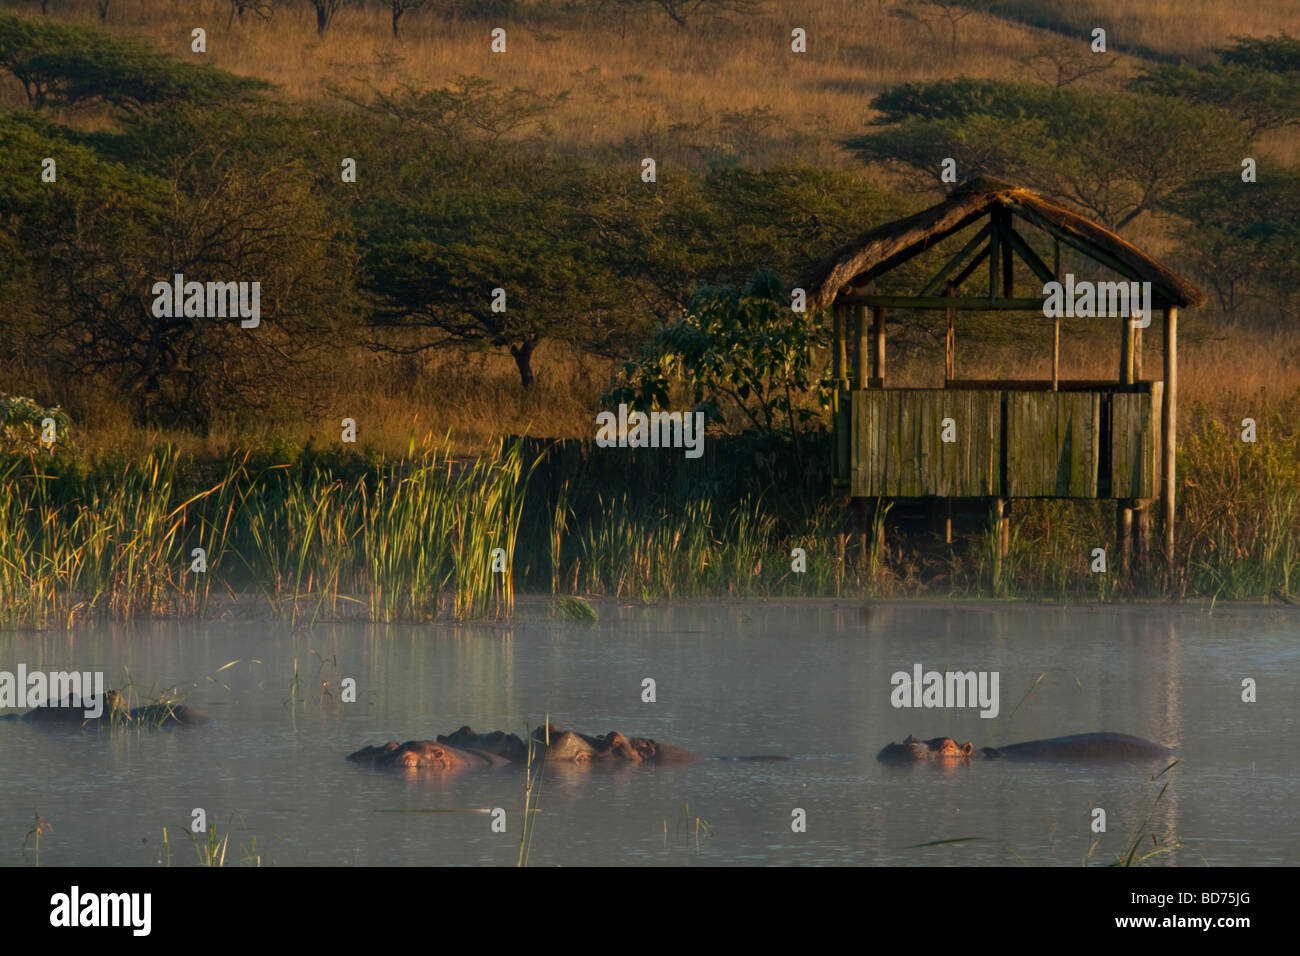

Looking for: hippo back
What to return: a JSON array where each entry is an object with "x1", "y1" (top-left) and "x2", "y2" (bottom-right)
[{"x1": 984, "y1": 732, "x2": 1175, "y2": 762}]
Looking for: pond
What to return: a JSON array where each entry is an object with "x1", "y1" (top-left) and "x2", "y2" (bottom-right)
[{"x1": 1, "y1": 601, "x2": 1294, "y2": 866}]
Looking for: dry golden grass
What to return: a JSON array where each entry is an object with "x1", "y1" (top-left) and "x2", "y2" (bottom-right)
[
  {"x1": 2, "y1": 342, "x2": 615, "y2": 456},
  {"x1": 1045, "y1": 0, "x2": 1300, "y2": 58},
  {"x1": 20, "y1": 0, "x2": 1300, "y2": 165}
]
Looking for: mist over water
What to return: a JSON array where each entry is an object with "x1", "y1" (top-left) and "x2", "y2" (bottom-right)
[{"x1": 0, "y1": 601, "x2": 1294, "y2": 866}]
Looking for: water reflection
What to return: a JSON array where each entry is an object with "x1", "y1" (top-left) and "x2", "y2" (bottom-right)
[{"x1": 0, "y1": 601, "x2": 1295, "y2": 865}]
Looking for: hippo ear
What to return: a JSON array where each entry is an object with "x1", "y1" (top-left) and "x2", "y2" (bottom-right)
[
  {"x1": 904, "y1": 735, "x2": 918, "y2": 744},
  {"x1": 960, "y1": 742, "x2": 974, "y2": 756}
]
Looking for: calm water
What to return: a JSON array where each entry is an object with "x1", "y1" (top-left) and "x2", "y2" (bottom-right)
[{"x1": 0, "y1": 601, "x2": 1295, "y2": 866}]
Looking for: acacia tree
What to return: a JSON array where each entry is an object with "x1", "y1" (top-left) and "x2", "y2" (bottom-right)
[
  {"x1": 849, "y1": 79, "x2": 1248, "y2": 229},
  {"x1": 889, "y1": 0, "x2": 997, "y2": 56},
  {"x1": 340, "y1": 79, "x2": 629, "y2": 390},
  {"x1": 1163, "y1": 169, "x2": 1300, "y2": 322},
  {"x1": 389, "y1": 0, "x2": 425, "y2": 38},
  {"x1": 358, "y1": 146, "x2": 629, "y2": 389},
  {"x1": 228, "y1": 1, "x2": 275, "y2": 30},
  {"x1": 1130, "y1": 35, "x2": 1300, "y2": 138},
  {"x1": 1019, "y1": 35, "x2": 1116, "y2": 88},
  {"x1": 0, "y1": 14, "x2": 268, "y2": 110},
  {"x1": 0, "y1": 110, "x2": 358, "y2": 426},
  {"x1": 308, "y1": 0, "x2": 349, "y2": 36}
]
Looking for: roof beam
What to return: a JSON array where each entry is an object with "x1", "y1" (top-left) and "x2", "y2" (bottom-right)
[
  {"x1": 918, "y1": 224, "x2": 991, "y2": 297},
  {"x1": 1002, "y1": 225, "x2": 1057, "y2": 287},
  {"x1": 1002, "y1": 198, "x2": 1171, "y2": 301},
  {"x1": 838, "y1": 295, "x2": 1050, "y2": 310}
]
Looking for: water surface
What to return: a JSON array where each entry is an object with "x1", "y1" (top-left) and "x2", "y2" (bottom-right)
[{"x1": 1, "y1": 601, "x2": 1295, "y2": 866}]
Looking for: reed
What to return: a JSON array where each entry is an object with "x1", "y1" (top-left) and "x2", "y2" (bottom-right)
[
  {"x1": 0, "y1": 435, "x2": 535, "y2": 628},
  {"x1": 2, "y1": 405, "x2": 1297, "y2": 626}
]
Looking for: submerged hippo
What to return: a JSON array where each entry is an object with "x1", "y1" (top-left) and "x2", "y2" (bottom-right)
[
  {"x1": 876, "y1": 732, "x2": 1176, "y2": 764},
  {"x1": 348, "y1": 724, "x2": 789, "y2": 772},
  {"x1": 532, "y1": 724, "x2": 698, "y2": 764},
  {"x1": 0, "y1": 689, "x2": 211, "y2": 728},
  {"x1": 346, "y1": 740, "x2": 512, "y2": 770}
]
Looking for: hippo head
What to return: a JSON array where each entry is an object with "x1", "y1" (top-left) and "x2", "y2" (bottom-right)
[
  {"x1": 877, "y1": 735, "x2": 976, "y2": 762},
  {"x1": 437, "y1": 726, "x2": 528, "y2": 761}
]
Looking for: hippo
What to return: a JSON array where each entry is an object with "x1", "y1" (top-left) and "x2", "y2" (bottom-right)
[
  {"x1": 531, "y1": 724, "x2": 698, "y2": 764},
  {"x1": 437, "y1": 726, "x2": 529, "y2": 761},
  {"x1": 876, "y1": 732, "x2": 1176, "y2": 764},
  {"x1": 348, "y1": 724, "x2": 790, "y2": 772},
  {"x1": 0, "y1": 689, "x2": 211, "y2": 728},
  {"x1": 347, "y1": 740, "x2": 512, "y2": 771}
]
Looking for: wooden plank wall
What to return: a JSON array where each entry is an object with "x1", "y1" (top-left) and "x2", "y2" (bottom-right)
[
  {"x1": 848, "y1": 386, "x2": 1160, "y2": 499},
  {"x1": 1110, "y1": 382, "x2": 1162, "y2": 499},
  {"x1": 851, "y1": 390, "x2": 999, "y2": 497},
  {"x1": 1006, "y1": 392, "x2": 1100, "y2": 497}
]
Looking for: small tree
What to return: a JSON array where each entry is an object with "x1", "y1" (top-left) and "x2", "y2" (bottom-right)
[
  {"x1": 604, "y1": 271, "x2": 829, "y2": 470},
  {"x1": 308, "y1": 0, "x2": 348, "y2": 36},
  {"x1": 889, "y1": 0, "x2": 997, "y2": 57},
  {"x1": 390, "y1": 0, "x2": 425, "y2": 39},
  {"x1": 228, "y1": 1, "x2": 275, "y2": 30},
  {"x1": 1020, "y1": 35, "x2": 1117, "y2": 88}
]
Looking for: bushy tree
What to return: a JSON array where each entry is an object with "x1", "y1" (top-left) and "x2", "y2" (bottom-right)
[
  {"x1": 1163, "y1": 169, "x2": 1300, "y2": 323},
  {"x1": 0, "y1": 13, "x2": 268, "y2": 112},
  {"x1": 1130, "y1": 35, "x2": 1300, "y2": 137},
  {"x1": 604, "y1": 271, "x2": 829, "y2": 468},
  {"x1": 849, "y1": 79, "x2": 1248, "y2": 229},
  {"x1": 0, "y1": 108, "x2": 359, "y2": 426}
]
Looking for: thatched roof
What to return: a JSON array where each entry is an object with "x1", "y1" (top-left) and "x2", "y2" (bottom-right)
[{"x1": 803, "y1": 178, "x2": 1206, "y2": 311}]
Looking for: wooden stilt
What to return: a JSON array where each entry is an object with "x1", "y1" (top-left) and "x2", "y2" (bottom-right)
[
  {"x1": 996, "y1": 498, "x2": 1010, "y2": 558},
  {"x1": 833, "y1": 304, "x2": 846, "y2": 387},
  {"x1": 855, "y1": 306, "x2": 869, "y2": 390},
  {"x1": 1119, "y1": 315, "x2": 1135, "y2": 386},
  {"x1": 1117, "y1": 501, "x2": 1132, "y2": 577},
  {"x1": 1118, "y1": 313, "x2": 1135, "y2": 581},
  {"x1": 1162, "y1": 307, "x2": 1178, "y2": 587},
  {"x1": 1051, "y1": 316, "x2": 1060, "y2": 391},
  {"x1": 1135, "y1": 500, "x2": 1150, "y2": 574},
  {"x1": 856, "y1": 497, "x2": 871, "y2": 572},
  {"x1": 872, "y1": 306, "x2": 886, "y2": 386},
  {"x1": 945, "y1": 302, "x2": 955, "y2": 383}
]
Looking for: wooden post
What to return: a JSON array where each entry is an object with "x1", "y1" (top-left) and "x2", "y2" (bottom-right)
[
  {"x1": 1000, "y1": 500, "x2": 1010, "y2": 558},
  {"x1": 1135, "y1": 500, "x2": 1150, "y2": 573},
  {"x1": 855, "y1": 306, "x2": 870, "y2": 389},
  {"x1": 1162, "y1": 306, "x2": 1178, "y2": 585},
  {"x1": 988, "y1": 233, "x2": 999, "y2": 301},
  {"x1": 1116, "y1": 502, "x2": 1132, "y2": 578},
  {"x1": 1117, "y1": 315, "x2": 1135, "y2": 578},
  {"x1": 857, "y1": 497, "x2": 870, "y2": 573},
  {"x1": 1002, "y1": 237, "x2": 1014, "y2": 298},
  {"x1": 1133, "y1": 325, "x2": 1143, "y2": 381},
  {"x1": 945, "y1": 286, "x2": 955, "y2": 383},
  {"x1": 1050, "y1": 317, "x2": 1060, "y2": 391},
  {"x1": 872, "y1": 306, "x2": 886, "y2": 385},
  {"x1": 944, "y1": 499, "x2": 953, "y2": 545},
  {"x1": 995, "y1": 498, "x2": 1009, "y2": 559},
  {"x1": 833, "y1": 304, "x2": 846, "y2": 387},
  {"x1": 1119, "y1": 315, "x2": 1135, "y2": 386}
]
